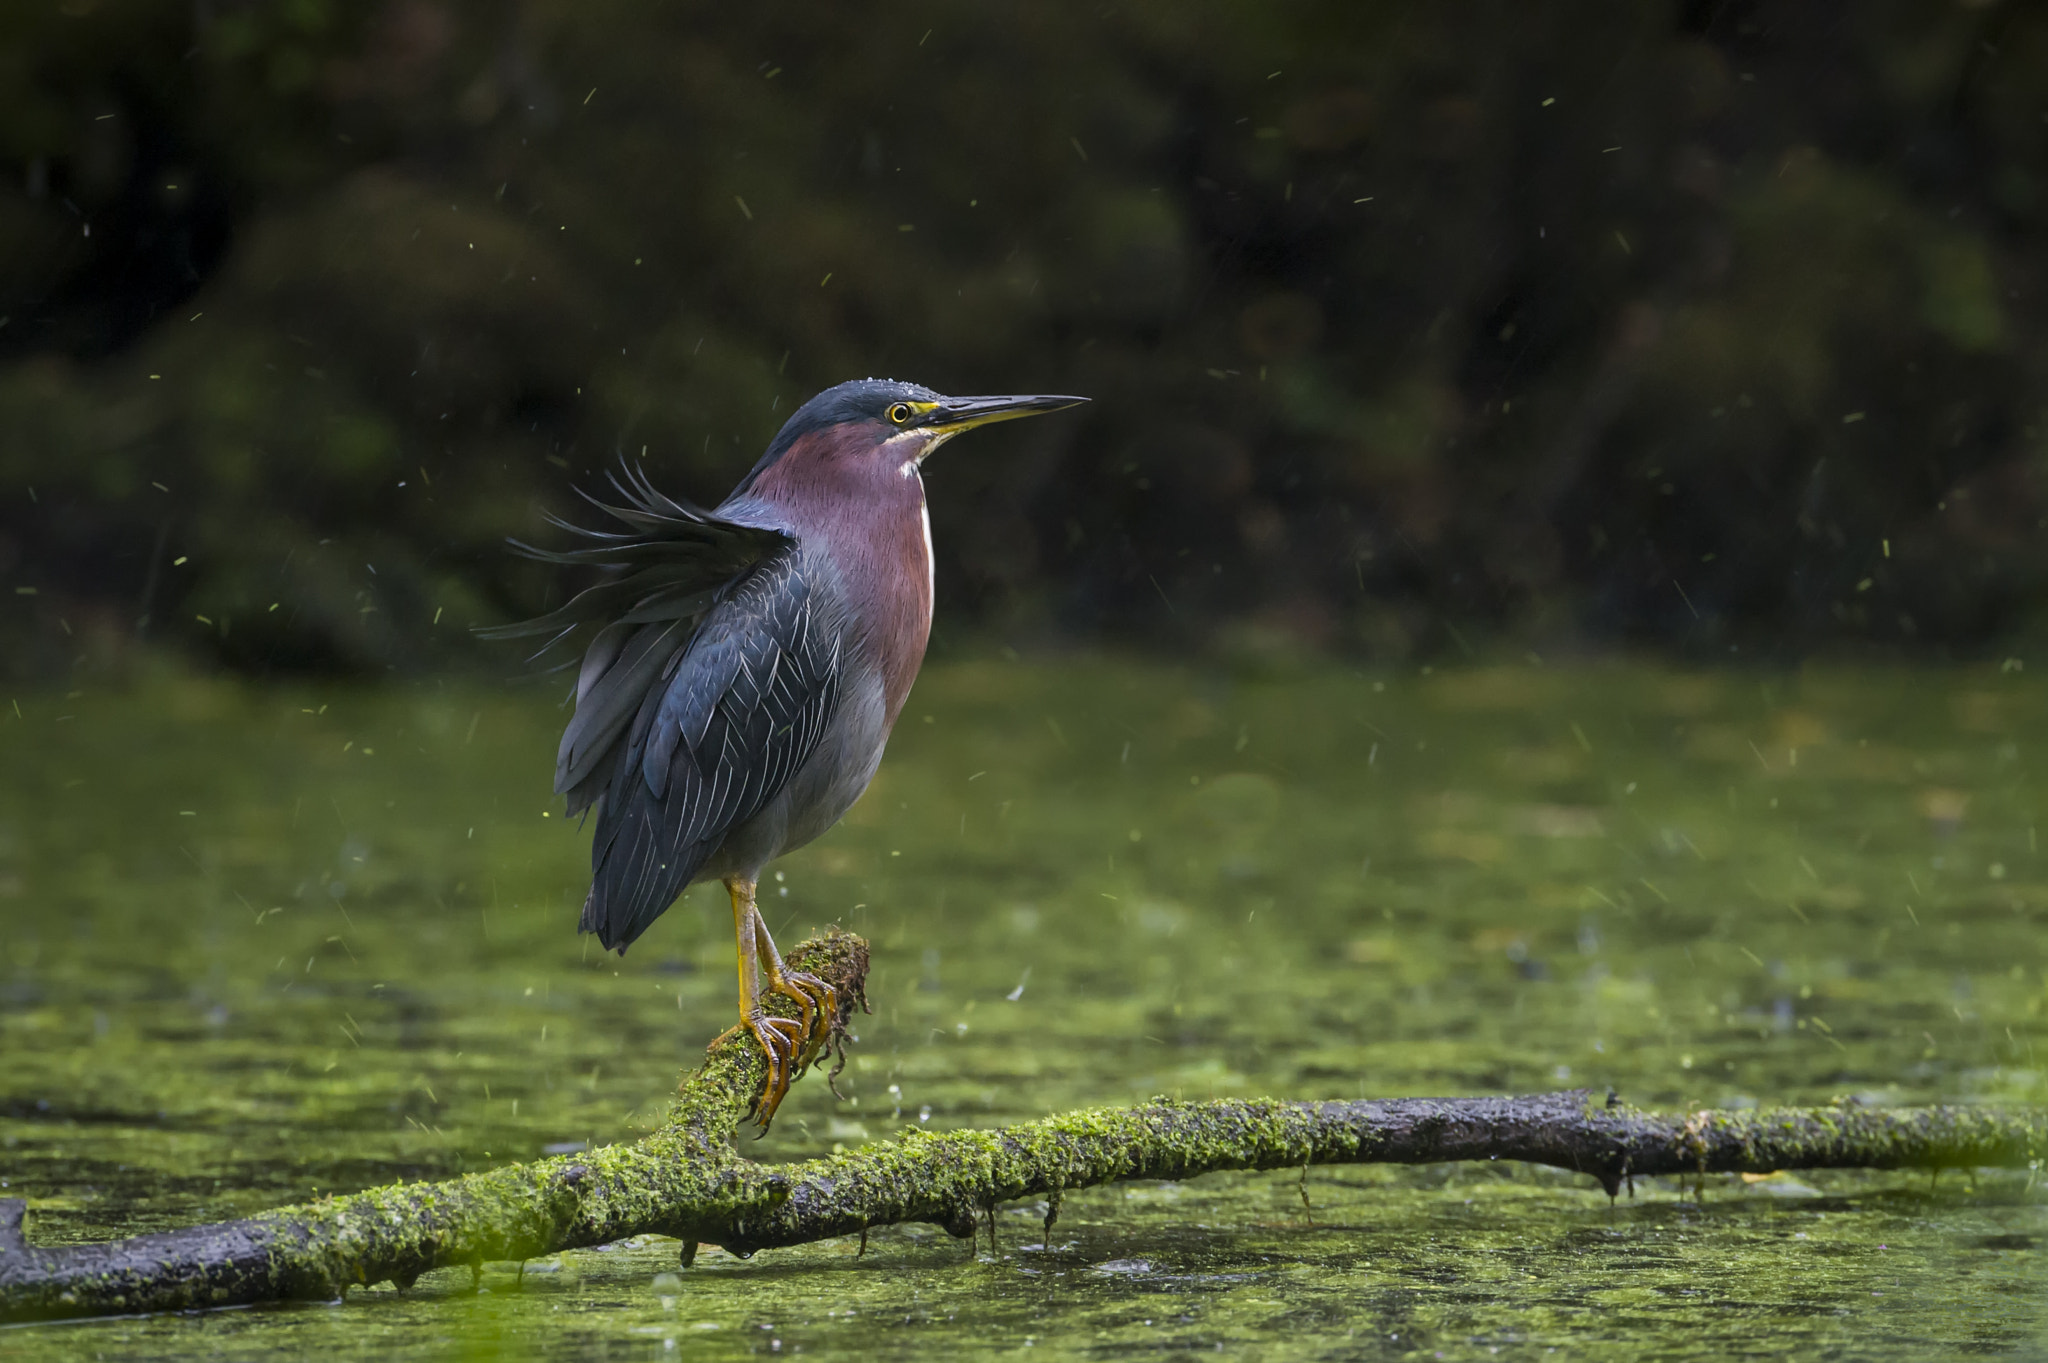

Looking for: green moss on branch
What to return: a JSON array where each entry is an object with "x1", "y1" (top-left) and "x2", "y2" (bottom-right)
[{"x1": 2, "y1": 930, "x2": 2042, "y2": 1323}]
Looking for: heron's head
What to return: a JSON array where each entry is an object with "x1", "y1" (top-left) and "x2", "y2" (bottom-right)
[{"x1": 735, "y1": 379, "x2": 1087, "y2": 498}]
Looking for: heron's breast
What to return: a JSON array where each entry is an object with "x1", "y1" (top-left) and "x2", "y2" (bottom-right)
[
  {"x1": 797, "y1": 501, "x2": 930, "y2": 732},
  {"x1": 872, "y1": 487, "x2": 934, "y2": 725}
]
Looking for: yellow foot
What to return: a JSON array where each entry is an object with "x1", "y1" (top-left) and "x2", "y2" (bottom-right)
[
  {"x1": 705, "y1": 977, "x2": 839, "y2": 1130},
  {"x1": 768, "y1": 968, "x2": 839, "y2": 1072},
  {"x1": 708, "y1": 1009, "x2": 811, "y2": 1130}
]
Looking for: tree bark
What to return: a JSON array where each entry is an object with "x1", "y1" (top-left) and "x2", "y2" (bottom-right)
[{"x1": 2, "y1": 928, "x2": 2042, "y2": 1323}]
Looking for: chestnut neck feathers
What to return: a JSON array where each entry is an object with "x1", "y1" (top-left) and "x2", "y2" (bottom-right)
[{"x1": 736, "y1": 420, "x2": 932, "y2": 727}]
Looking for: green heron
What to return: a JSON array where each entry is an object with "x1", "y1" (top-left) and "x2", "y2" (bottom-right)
[{"x1": 491, "y1": 380, "x2": 1086, "y2": 1126}]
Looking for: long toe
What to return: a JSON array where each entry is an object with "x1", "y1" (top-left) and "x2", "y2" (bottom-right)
[
  {"x1": 745, "y1": 1012, "x2": 806, "y2": 1129},
  {"x1": 773, "y1": 976, "x2": 818, "y2": 1040},
  {"x1": 772, "y1": 970, "x2": 839, "y2": 1069}
]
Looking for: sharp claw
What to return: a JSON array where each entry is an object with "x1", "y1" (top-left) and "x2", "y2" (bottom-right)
[
  {"x1": 719, "y1": 969, "x2": 844, "y2": 1132},
  {"x1": 769, "y1": 970, "x2": 839, "y2": 1075},
  {"x1": 739, "y1": 1011, "x2": 811, "y2": 1130}
]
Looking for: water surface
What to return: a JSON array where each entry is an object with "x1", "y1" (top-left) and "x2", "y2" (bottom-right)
[{"x1": 2, "y1": 658, "x2": 2044, "y2": 1357}]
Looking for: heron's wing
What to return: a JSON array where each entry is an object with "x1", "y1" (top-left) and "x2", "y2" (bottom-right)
[
  {"x1": 475, "y1": 465, "x2": 790, "y2": 645},
  {"x1": 474, "y1": 467, "x2": 795, "y2": 818},
  {"x1": 578, "y1": 548, "x2": 843, "y2": 953}
]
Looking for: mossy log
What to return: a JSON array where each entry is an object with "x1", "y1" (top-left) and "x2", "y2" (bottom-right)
[{"x1": 2, "y1": 927, "x2": 2044, "y2": 1323}]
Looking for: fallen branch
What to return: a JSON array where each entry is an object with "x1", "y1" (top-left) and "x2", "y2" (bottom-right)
[{"x1": 2, "y1": 928, "x2": 2042, "y2": 1323}]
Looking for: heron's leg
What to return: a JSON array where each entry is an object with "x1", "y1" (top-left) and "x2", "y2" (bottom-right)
[
  {"x1": 713, "y1": 876, "x2": 805, "y2": 1126},
  {"x1": 751, "y1": 908, "x2": 839, "y2": 1072}
]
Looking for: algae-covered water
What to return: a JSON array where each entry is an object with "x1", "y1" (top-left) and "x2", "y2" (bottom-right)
[{"x1": 2, "y1": 657, "x2": 2045, "y2": 1358}]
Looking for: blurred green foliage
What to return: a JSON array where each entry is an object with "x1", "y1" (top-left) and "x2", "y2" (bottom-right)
[{"x1": 1, "y1": 0, "x2": 2045, "y2": 675}]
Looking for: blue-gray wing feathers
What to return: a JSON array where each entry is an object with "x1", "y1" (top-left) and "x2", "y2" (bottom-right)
[
  {"x1": 478, "y1": 469, "x2": 842, "y2": 953},
  {"x1": 581, "y1": 553, "x2": 841, "y2": 951}
]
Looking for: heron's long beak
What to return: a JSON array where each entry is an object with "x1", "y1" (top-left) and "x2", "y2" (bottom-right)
[{"x1": 923, "y1": 393, "x2": 1090, "y2": 436}]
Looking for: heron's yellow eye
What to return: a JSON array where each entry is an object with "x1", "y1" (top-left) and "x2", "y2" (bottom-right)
[{"x1": 888, "y1": 403, "x2": 913, "y2": 424}]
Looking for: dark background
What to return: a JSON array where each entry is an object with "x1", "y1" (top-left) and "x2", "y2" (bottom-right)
[{"x1": 2, "y1": 0, "x2": 2044, "y2": 678}]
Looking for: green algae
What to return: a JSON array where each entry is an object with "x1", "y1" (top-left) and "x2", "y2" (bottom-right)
[{"x1": 3, "y1": 657, "x2": 2047, "y2": 1356}]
